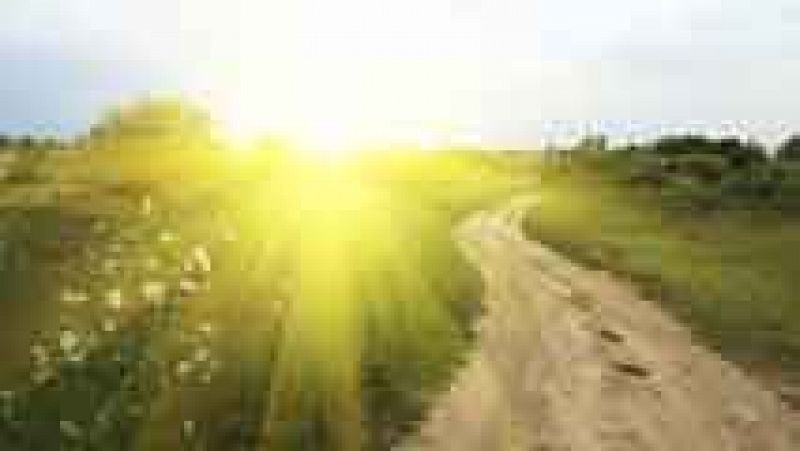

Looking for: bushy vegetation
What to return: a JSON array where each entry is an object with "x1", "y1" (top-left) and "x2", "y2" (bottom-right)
[
  {"x1": 0, "y1": 100, "x2": 523, "y2": 449},
  {"x1": 582, "y1": 134, "x2": 798, "y2": 212},
  {"x1": 527, "y1": 134, "x2": 800, "y2": 397}
]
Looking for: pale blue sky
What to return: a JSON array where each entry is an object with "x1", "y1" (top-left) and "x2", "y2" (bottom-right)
[{"x1": 1, "y1": 0, "x2": 798, "y2": 147}]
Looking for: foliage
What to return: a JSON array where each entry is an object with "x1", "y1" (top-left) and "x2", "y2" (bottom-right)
[
  {"x1": 4, "y1": 148, "x2": 46, "y2": 184},
  {"x1": 777, "y1": 134, "x2": 800, "y2": 161},
  {"x1": 527, "y1": 137, "x2": 800, "y2": 393},
  {"x1": 18, "y1": 136, "x2": 36, "y2": 149},
  {"x1": 575, "y1": 134, "x2": 608, "y2": 153},
  {"x1": 0, "y1": 123, "x2": 522, "y2": 449},
  {"x1": 555, "y1": 135, "x2": 799, "y2": 212},
  {"x1": 646, "y1": 134, "x2": 766, "y2": 168},
  {"x1": 85, "y1": 98, "x2": 222, "y2": 183}
]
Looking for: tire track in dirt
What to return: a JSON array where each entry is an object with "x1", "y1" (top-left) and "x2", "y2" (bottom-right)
[{"x1": 399, "y1": 197, "x2": 798, "y2": 450}]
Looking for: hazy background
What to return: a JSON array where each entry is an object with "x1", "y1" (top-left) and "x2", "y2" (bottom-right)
[{"x1": 1, "y1": 0, "x2": 798, "y2": 147}]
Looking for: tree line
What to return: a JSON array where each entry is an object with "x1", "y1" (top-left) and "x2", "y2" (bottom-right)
[
  {"x1": 552, "y1": 133, "x2": 800, "y2": 212},
  {"x1": 0, "y1": 135, "x2": 69, "y2": 150}
]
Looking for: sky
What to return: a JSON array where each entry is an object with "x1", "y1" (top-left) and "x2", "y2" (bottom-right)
[{"x1": 0, "y1": 0, "x2": 798, "y2": 148}]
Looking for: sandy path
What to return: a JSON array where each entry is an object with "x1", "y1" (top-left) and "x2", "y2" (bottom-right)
[{"x1": 399, "y1": 199, "x2": 798, "y2": 450}]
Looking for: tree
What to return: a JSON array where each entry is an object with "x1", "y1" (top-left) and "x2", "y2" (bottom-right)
[
  {"x1": 777, "y1": 135, "x2": 800, "y2": 161},
  {"x1": 675, "y1": 153, "x2": 728, "y2": 184},
  {"x1": 719, "y1": 138, "x2": 767, "y2": 168},
  {"x1": 18, "y1": 135, "x2": 36, "y2": 149},
  {"x1": 647, "y1": 135, "x2": 766, "y2": 169},
  {"x1": 5, "y1": 142, "x2": 45, "y2": 183},
  {"x1": 86, "y1": 97, "x2": 220, "y2": 182},
  {"x1": 97, "y1": 98, "x2": 212, "y2": 143},
  {"x1": 651, "y1": 135, "x2": 715, "y2": 156},
  {"x1": 576, "y1": 134, "x2": 608, "y2": 153},
  {"x1": 41, "y1": 136, "x2": 61, "y2": 150}
]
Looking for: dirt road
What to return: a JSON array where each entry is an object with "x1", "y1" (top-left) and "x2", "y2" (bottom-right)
[{"x1": 399, "y1": 199, "x2": 798, "y2": 450}]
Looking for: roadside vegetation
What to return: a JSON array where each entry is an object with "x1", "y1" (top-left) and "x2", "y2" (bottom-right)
[
  {"x1": 0, "y1": 99, "x2": 525, "y2": 450},
  {"x1": 524, "y1": 134, "x2": 800, "y2": 400}
]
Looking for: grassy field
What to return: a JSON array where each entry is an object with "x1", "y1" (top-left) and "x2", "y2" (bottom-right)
[
  {"x1": 524, "y1": 151, "x2": 800, "y2": 396},
  {"x1": 12, "y1": 114, "x2": 797, "y2": 447},
  {"x1": 0, "y1": 139, "x2": 526, "y2": 450}
]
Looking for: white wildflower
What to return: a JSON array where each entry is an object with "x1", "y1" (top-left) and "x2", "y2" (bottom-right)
[
  {"x1": 101, "y1": 318, "x2": 117, "y2": 333},
  {"x1": 142, "y1": 195, "x2": 152, "y2": 216},
  {"x1": 193, "y1": 346, "x2": 211, "y2": 363},
  {"x1": 104, "y1": 288, "x2": 123, "y2": 309},
  {"x1": 142, "y1": 281, "x2": 166, "y2": 305},
  {"x1": 191, "y1": 246, "x2": 211, "y2": 273},
  {"x1": 59, "y1": 329, "x2": 80, "y2": 354},
  {"x1": 182, "y1": 258, "x2": 194, "y2": 272},
  {"x1": 61, "y1": 289, "x2": 89, "y2": 305},
  {"x1": 175, "y1": 360, "x2": 193, "y2": 378},
  {"x1": 66, "y1": 348, "x2": 86, "y2": 363},
  {"x1": 182, "y1": 419, "x2": 196, "y2": 438},
  {"x1": 197, "y1": 322, "x2": 213, "y2": 335},
  {"x1": 159, "y1": 230, "x2": 176, "y2": 243},
  {"x1": 60, "y1": 420, "x2": 82, "y2": 439},
  {"x1": 30, "y1": 343, "x2": 48, "y2": 365},
  {"x1": 178, "y1": 277, "x2": 199, "y2": 296}
]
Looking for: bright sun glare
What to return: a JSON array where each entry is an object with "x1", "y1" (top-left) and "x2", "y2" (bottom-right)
[
  {"x1": 185, "y1": 0, "x2": 481, "y2": 156},
  {"x1": 214, "y1": 77, "x2": 447, "y2": 156},
  {"x1": 220, "y1": 110, "x2": 368, "y2": 157}
]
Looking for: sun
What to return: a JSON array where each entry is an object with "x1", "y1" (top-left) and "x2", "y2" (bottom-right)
[
  {"x1": 173, "y1": 0, "x2": 485, "y2": 159},
  {"x1": 193, "y1": 0, "x2": 482, "y2": 158},
  {"x1": 215, "y1": 93, "x2": 432, "y2": 158},
  {"x1": 213, "y1": 85, "x2": 375, "y2": 157},
  {"x1": 293, "y1": 124, "x2": 363, "y2": 157},
  {"x1": 219, "y1": 114, "x2": 366, "y2": 158}
]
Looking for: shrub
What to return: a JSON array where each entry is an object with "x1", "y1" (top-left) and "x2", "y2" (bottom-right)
[
  {"x1": 777, "y1": 135, "x2": 800, "y2": 161},
  {"x1": 674, "y1": 153, "x2": 728, "y2": 184}
]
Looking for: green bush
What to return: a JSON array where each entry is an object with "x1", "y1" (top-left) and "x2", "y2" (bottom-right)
[
  {"x1": 4, "y1": 150, "x2": 45, "y2": 184},
  {"x1": 525, "y1": 148, "x2": 800, "y2": 390},
  {"x1": 673, "y1": 153, "x2": 728, "y2": 184}
]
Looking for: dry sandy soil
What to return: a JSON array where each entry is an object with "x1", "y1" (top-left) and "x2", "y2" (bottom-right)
[{"x1": 399, "y1": 198, "x2": 799, "y2": 450}]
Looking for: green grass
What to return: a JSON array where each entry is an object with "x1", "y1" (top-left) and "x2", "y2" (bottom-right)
[
  {"x1": 0, "y1": 146, "x2": 522, "y2": 450},
  {"x1": 524, "y1": 166, "x2": 800, "y2": 388}
]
